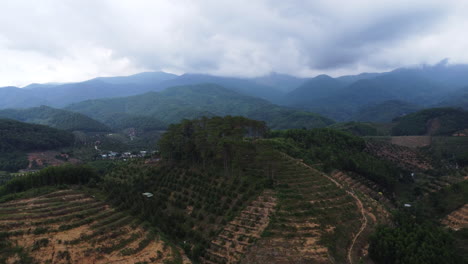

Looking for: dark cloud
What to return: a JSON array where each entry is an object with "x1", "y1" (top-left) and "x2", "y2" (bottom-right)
[{"x1": 0, "y1": 0, "x2": 467, "y2": 86}]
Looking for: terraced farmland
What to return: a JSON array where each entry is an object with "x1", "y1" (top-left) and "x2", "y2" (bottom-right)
[
  {"x1": 332, "y1": 171, "x2": 393, "y2": 209},
  {"x1": 202, "y1": 190, "x2": 277, "y2": 264},
  {"x1": 0, "y1": 189, "x2": 187, "y2": 264},
  {"x1": 442, "y1": 204, "x2": 468, "y2": 230},
  {"x1": 242, "y1": 155, "x2": 363, "y2": 264}
]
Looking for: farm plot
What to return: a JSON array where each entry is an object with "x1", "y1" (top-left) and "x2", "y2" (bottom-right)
[
  {"x1": 442, "y1": 204, "x2": 468, "y2": 230},
  {"x1": 332, "y1": 171, "x2": 393, "y2": 209},
  {"x1": 0, "y1": 189, "x2": 187, "y2": 264},
  {"x1": 242, "y1": 156, "x2": 362, "y2": 264},
  {"x1": 202, "y1": 190, "x2": 277, "y2": 264}
]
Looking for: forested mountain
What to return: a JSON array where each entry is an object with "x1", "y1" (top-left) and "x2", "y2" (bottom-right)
[
  {"x1": 250, "y1": 72, "x2": 307, "y2": 92},
  {"x1": 0, "y1": 73, "x2": 174, "y2": 109},
  {"x1": 283, "y1": 74, "x2": 346, "y2": 106},
  {"x1": 0, "y1": 86, "x2": 48, "y2": 109},
  {"x1": 0, "y1": 71, "x2": 289, "y2": 109},
  {"x1": 92, "y1": 71, "x2": 178, "y2": 85},
  {"x1": 391, "y1": 107, "x2": 468, "y2": 136},
  {"x1": 283, "y1": 63, "x2": 468, "y2": 121},
  {"x1": 0, "y1": 119, "x2": 74, "y2": 171},
  {"x1": 351, "y1": 100, "x2": 421, "y2": 123},
  {"x1": 66, "y1": 84, "x2": 334, "y2": 129},
  {"x1": 153, "y1": 73, "x2": 286, "y2": 103},
  {"x1": 438, "y1": 86, "x2": 468, "y2": 109},
  {"x1": 3, "y1": 63, "x2": 468, "y2": 124},
  {"x1": 0, "y1": 106, "x2": 110, "y2": 132},
  {"x1": 101, "y1": 113, "x2": 167, "y2": 131}
]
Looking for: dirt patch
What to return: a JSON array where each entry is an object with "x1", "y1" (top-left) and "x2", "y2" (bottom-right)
[
  {"x1": 390, "y1": 136, "x2": 432, "y2": 148},
  {"x1": 0, "y1": 189, "x2": 190, "y2": 264},
  {"x1": 23, "y1": 151, "x2": 81, "y2": 171},
  {"x1": 202, "y1": 190, "x2": 277, "y2": 264},
  {"x1": 442, "y1": 204, "x2": 468, "y2": 231},
  {"x1": 366, "y1": 140, "x2": 433, "y2": 171}
]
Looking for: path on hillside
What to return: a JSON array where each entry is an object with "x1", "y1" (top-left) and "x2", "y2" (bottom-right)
[{"x1": 294, "y1": 158, "x2": 368, "y2": 264}]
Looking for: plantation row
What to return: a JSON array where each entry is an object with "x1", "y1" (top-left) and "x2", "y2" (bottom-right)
[
  {"x1": 241, "y1": 155, "x2": 362, "y2": 264},
  {"x1": 0, "y1": 189, "x2": 182, "y2": 263},
  {"x1": 101, "y1": 160, "x2": 271, "y2": 261},
  {"x1": 202, "y1": 190, "x2": 277, "y2": 264}
]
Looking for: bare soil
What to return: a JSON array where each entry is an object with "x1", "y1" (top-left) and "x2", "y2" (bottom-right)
[{"x1": 0, "y1": 189, "x2": 189, "y2": 264}]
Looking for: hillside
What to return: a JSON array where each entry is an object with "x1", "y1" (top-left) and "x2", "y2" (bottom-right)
[
  {"x1": 438, "y1": 86, "x2": 468, "y2": 110},
  {"x1": 0, "y1": 119, "x2": 74, "y2": 172},
  {"x1": 352, "y1": 100, "x2": 421, "y2": 123},
  {"x1": 1, "y1": 116, "x2": 466, "y2": 263},
  {"x1": 0, "y1": 87, "x2": 48, "y2": 109},
  {"x1": 283, "y1": 74, "x2": 346, "y2": 106},
  {"x1": 284, "y1": 63, "x2": 468, "y2": 121},
  {"x1": 154, "y1": 73, "x2": 286, "y2": 103},
  {"x1": 66, "y1": 84, "x2": 334, "y2": 130},
  {"x1": 251, "y1": 72, "x2": 307, "y2": 92},
  {"x1": 391, "y1": 107, "x2": 468, "y2": 136},
  {"x1": 0, "y1": 72, "x2": 289, "y2": 109},
  {"x1": 0, "y1": 106, "x2": 110, "y2": 132}
]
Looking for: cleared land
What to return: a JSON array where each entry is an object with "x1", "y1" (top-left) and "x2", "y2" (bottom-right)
[
  {"x1": 442, "y1": 204, "x2": 468, "y2": 231},
  {"x1": 202, "y1": 190, "x2": 277, "y2": 264},
  {"x1": 0, "y1": 189, "x2": 188, "y2": 264},
  {"x1": 242, "y1": 155, "x2": 362, "y2": 264}
]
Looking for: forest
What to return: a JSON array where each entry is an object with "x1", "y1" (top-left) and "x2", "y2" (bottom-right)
[{"x1": 0, "y1": 119, "x2": 75, "y2": 172}]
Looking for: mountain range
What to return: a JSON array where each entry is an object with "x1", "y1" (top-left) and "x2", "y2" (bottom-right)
[
  {"x1": 65, "y1": 84, "x2": 334, "y2": 130},
  {"x1": 1, "y1": 61, "x2": 468, "y2": 125}
]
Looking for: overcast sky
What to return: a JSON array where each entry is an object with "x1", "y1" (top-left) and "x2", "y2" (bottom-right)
[{"x1": 1, "y1": 0, "x2": 468, "y2": 87}]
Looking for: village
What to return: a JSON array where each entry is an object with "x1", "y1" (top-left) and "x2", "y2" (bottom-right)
[{"x1": 100, "y1": 150, "x2": 159, "y2": 160}]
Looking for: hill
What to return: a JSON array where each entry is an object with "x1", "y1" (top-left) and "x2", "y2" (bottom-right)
[
  {"x1": 250, "y1": 72, "x2": 307, "y2": 92},
  {"x1": 283, "y1": 74, "x2": 346, "y2": 106},
  {"x1": 93, "y1": 71, "x2": 178, "y2": 85},
  {"x1": 1, "y1": 116, "x2": 466, "y2": 263},
  {"x1": 0, "y1": 119, "x2": 74, "y2": 171},
  {"x1": 154, "y1": 73, "x2": 286, "y2": 103},
  {"x1": 0, "y1": 106, "x2": 110, "y2": 132},
  {"x1": 0, "y1": 72, "x2": 289, "y2": 109},
  {"x1": 0, "y1": 87, "x2": 48, "y2": 109},
  {"x1": 101, "y1": 113, "x2": 167, "y2": 131},
  {"x1": 391, "y1": 107, "x2": 468, "y2": 136},
  {"x1": 66, "y1": 84, "x2": 334, "y2": 129},
  {"x1": 438, "y1": 86, "x2": 468, "y2": 110},
  {"x1": 328, "y1": 122, "x2": 381, "y2": 136},
  {"x1": 352, "y1": 100, "x2": 421, "y2": 123},
  {"x1": 284, "y1": 63, "x2": 468, "y2": 121}
]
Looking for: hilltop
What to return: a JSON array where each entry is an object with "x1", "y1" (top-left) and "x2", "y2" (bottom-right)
[
  {"x1": 0, "y1": 119, "x2": 74, "y2": 172},
  {"x1": 0, "y1": 106, "x2": 110, "y2": 132}
]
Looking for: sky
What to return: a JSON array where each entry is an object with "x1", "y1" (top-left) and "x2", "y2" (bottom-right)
[{"x1": 1, "y1": 0, "x2": 468, "y2": 87}]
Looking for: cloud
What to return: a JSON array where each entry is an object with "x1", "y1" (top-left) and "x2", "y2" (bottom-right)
[{"x1": 1, "y1": 0, "x2": 468, "y2": 86}]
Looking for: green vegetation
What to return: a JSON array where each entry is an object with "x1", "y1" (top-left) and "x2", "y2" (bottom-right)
[
  {"x1": 267, "y1": 129, "x2": 399, "y2": 192},
  {"x1": 0, "y1": 172, "x2": 13, "y2": 185},
  {"x1": 101, "y1": 116, "x2": 277, "y2": 261},
  {"x1": 0, "y1": 105, "x2": 110, "y2": 132},
  {"x1": 369, "y1": 212, "x2": 463, "y2": 264},
  {"x1": 427, "y1": 136, "x2": 468, "y2": 166},
  {"x1": 328, "y1": 121, "x2": 381, "y2": 136},
  {"x1": 0, "y1": 165, "x2": 97, "y2": 196},
  {"x1": 352, "y1": 100, "x2": 421, "y2": 123},
  {"x1": 0, "y1": 119, "x2": 75, "y2": 172},
  {"x1": 417, "y1": 180, "x2": 468, "y2": 219},
  {"x1": 102, "y1": 113, "x2": 167, "y2": 131},
  {"x1": 392, "y1": 107, "x2": 468, "y2": 136},
  {"x1": 66, "y1": 84, "x2": 334, "y2": 129}
]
